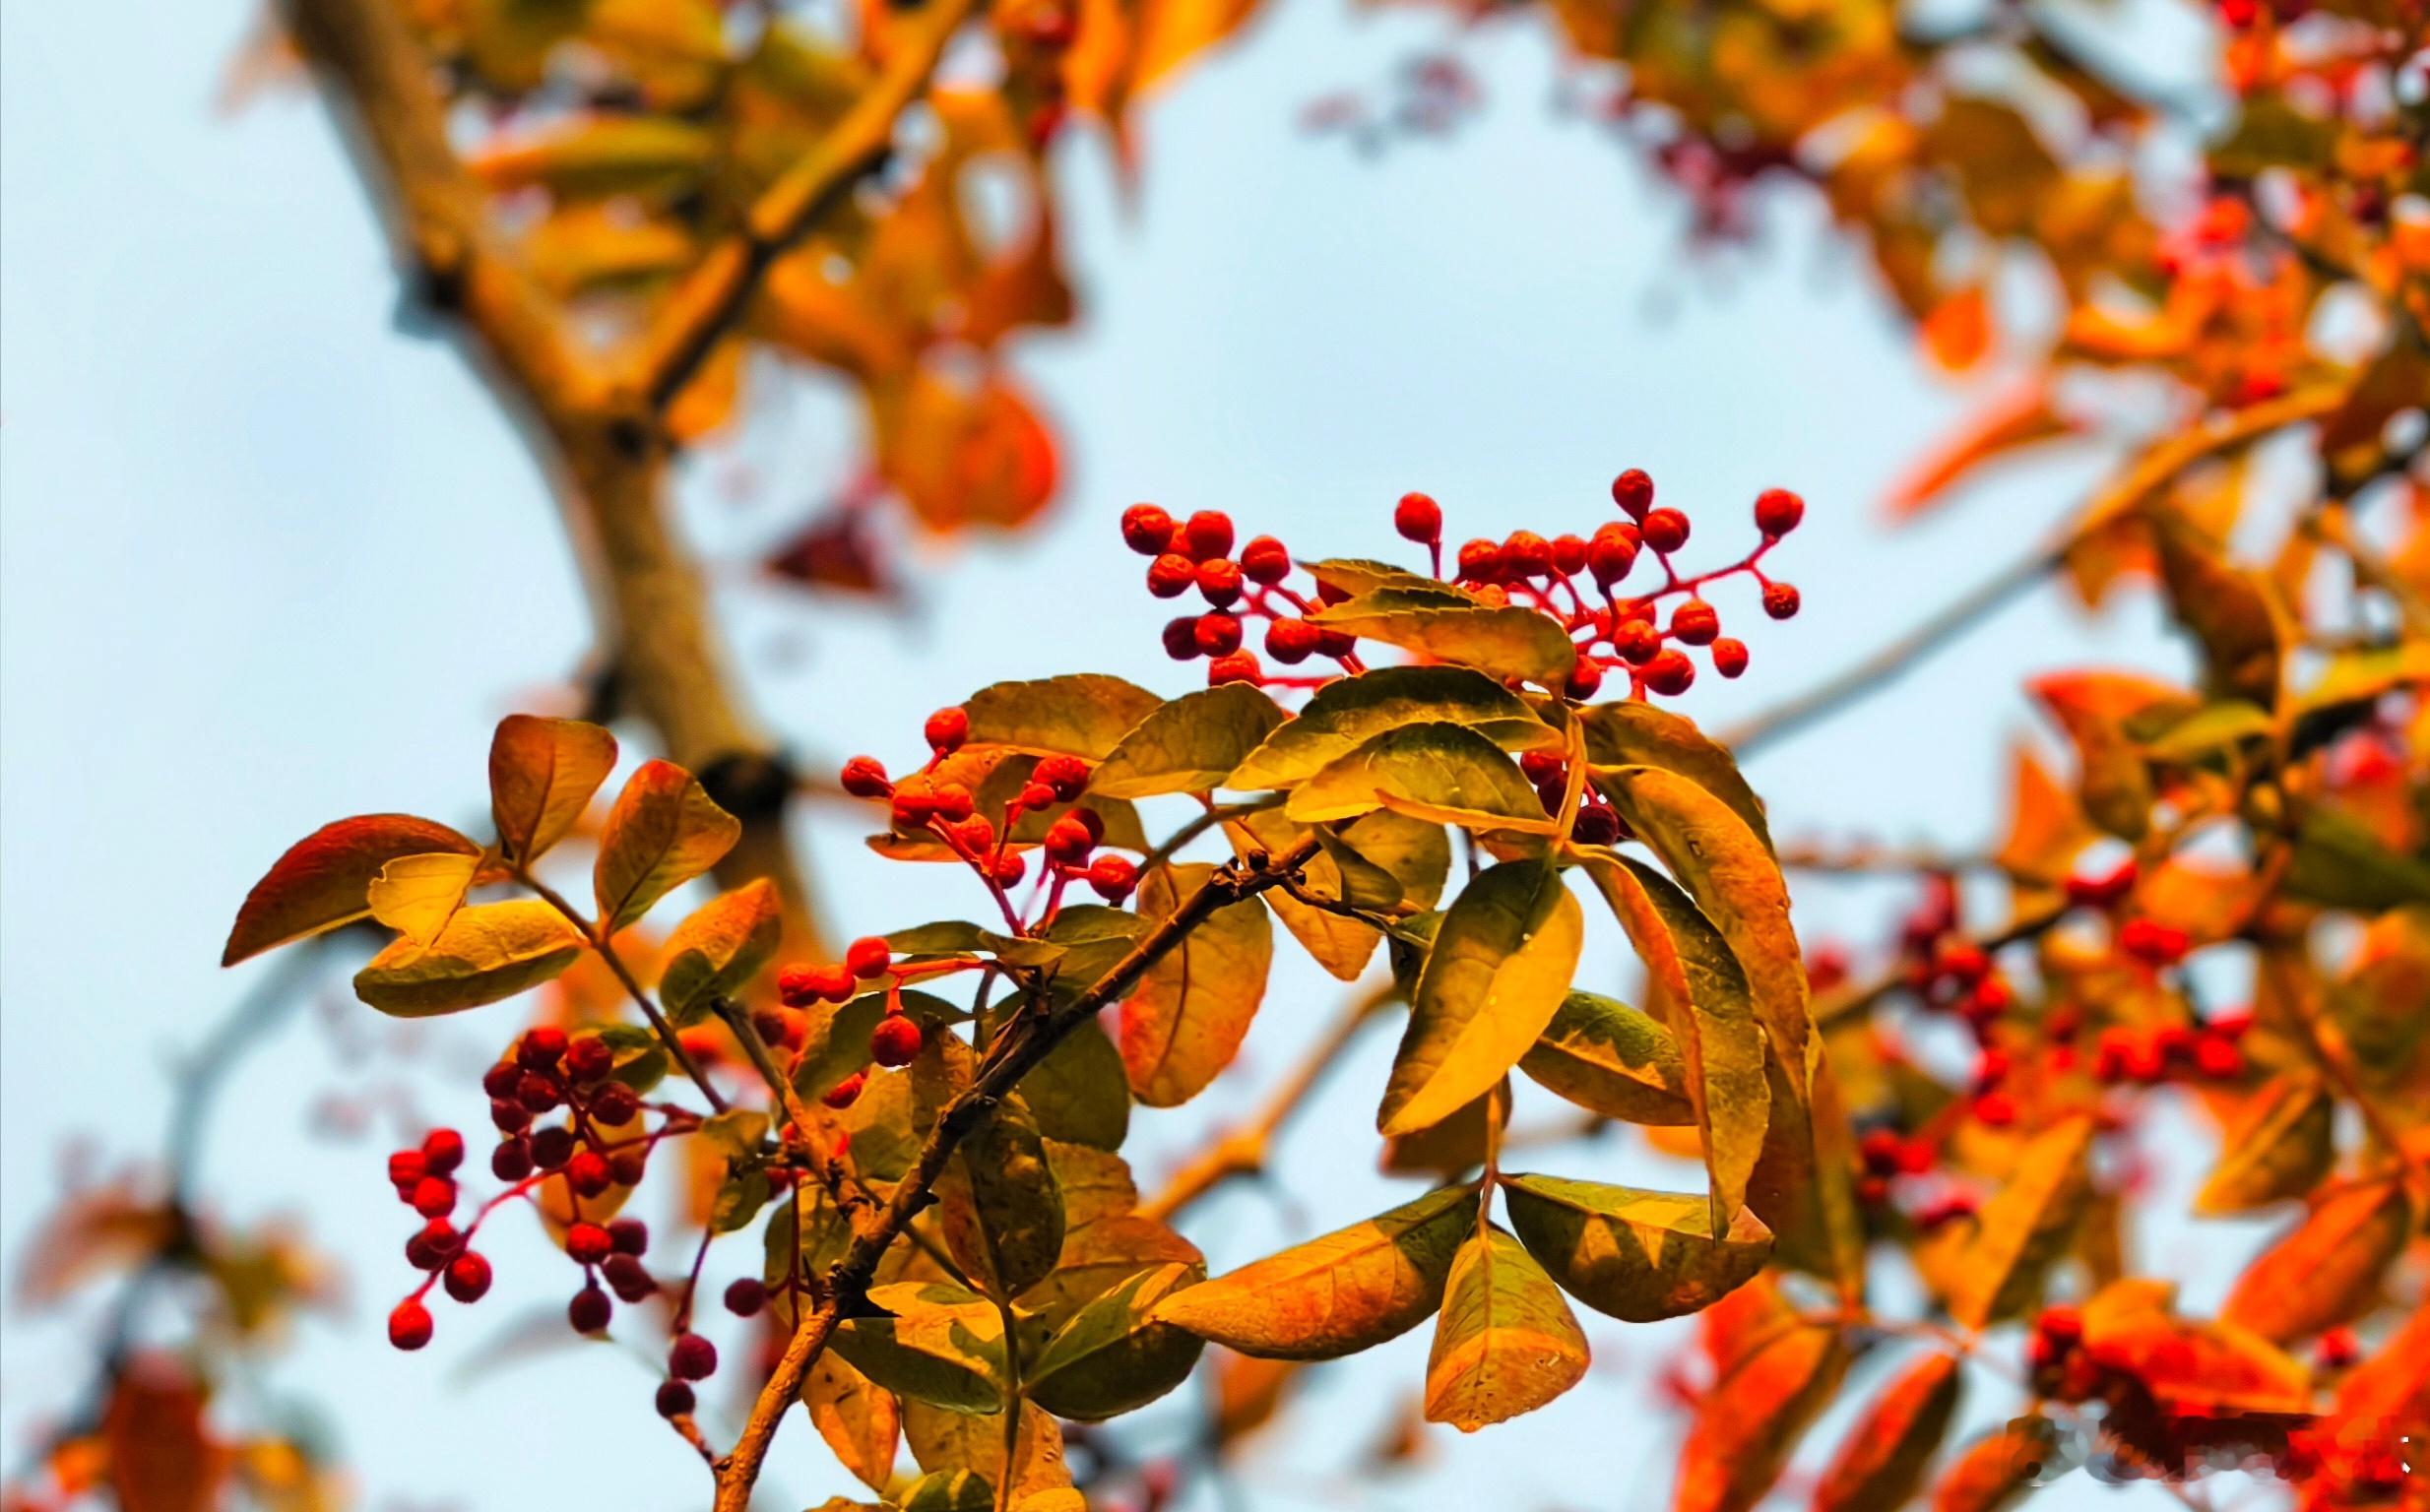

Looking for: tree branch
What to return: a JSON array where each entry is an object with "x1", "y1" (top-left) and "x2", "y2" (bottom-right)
[
  {"x1": 710, "y1": 838, "x2": 1319, "y2": 1511},
  {"x1": 622, "y1": 0, "x2": 983, "y2": 411}
]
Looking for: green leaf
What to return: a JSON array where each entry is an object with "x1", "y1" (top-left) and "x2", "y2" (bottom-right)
[
  {"x1": 1502, "y1": 1174, "x2": 1773, "y2": 1322},
  {"x1": 657, "y1": 879, "x2": 782, "y2": 1025},
  {"x1": 486, "y1": 714, "x2": 617, "y2": 864},
  {"x1": 1015, "y1": 1018, "x2": 1130, "y2": 1150},
  {"x1": 1026, "y1": 1261, "x2": 1207, "y2": 1421},
  {"x1": 963, "y1": 674, "x2": 1163, "y2": 760},
  {"x1": 1579, "y1": 701, "x2": 1771, "y2": 851},
  {"x1": 1118, "y1": 863, "x2": 1273, "y2": 1106},
  {"x1": 1517, "y1": 991, "x2": 1694, "y2": 1125},
  {"x1": 2195, "y1": 1073, "x2": 2334, "y2": 1214},
  {"x1": 1948, "y1": 1116, "x2": 2095, "y2": 1330},
  {"x1": 2286, "y1": 804, "x2": 2430, "y2": 910},
  {"x1": 830, "y1": 1282, "x2": 1007, "y2": 1414},
  {"x1": 1422, "y1": 1227, "x2": 1590, "y2": 1430},
  {"x1": 1089, "y1": 683, "x2": 1287, "y2": 798},
  {"x1": 2142, "y1": 700, "x2": 2274, "y2": 763},
  {"x1": 1312, "y1": 588, "x2": 1578, "y2": 686},
  {"x1": 1151, "y1": 1186, "x2": 1478, "y2": 1359},
  {"x1": 1379, "y1": 860, "x2": 1583, "y2": 1137},
  {"x1": 1284, "y1": 723, "x2": 1557, "y2": 833},
  {"x1": 352, "y1": 900, "x2": 586, "y2": 1017},
  {"x1": 1228, "y1": 665, "x2": 1558, "y2": 790},
  {"x1": 224, "y1": 814, "x2": 481, "y2": 966},
  {"x1": 1575, "y1": 852, "x2": 1768, "y2": 1228},
  {"x1": 593, "y1": 760, "x2": 740, "y2": 932},
  {"x1": 938, "y1": 1099, "x2": 1064, "y2": 1298}
]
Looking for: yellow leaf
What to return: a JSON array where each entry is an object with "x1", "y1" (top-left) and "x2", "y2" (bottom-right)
[
  {"x1": 1228, "y1": 664, "x2": 1558, "y2": 790},
  {"x1": 1516, "y1": 991, "x2": 1694, "y2": 1126},
  {"x1": 352, "y1": 900, "x2": 586, "y2": 1017},
  {"x1": 1379, "y1": 861, "x2": 1582, "y2": 1137},
  {"x1": 593, "y1": 759, "x2": 740, "y2": 933},
  {"x1": 658, "y1": 880, "x2": 783, "y2": 1025},
  {"x1": 799, "y1": 1352, "x2": 900, "y2": 1494},
  {"x1": 1311, "y1": 587, "x2": 1579, "y2": 687},
  {"x1": 2193, "y1": 1072, "x2": 2333, "y2": 1215},
  {"x1": 1285, "y1": 723, "x2": 1556, "y2": 833},
  {"x1": 1579, "y1": 701, "x2": 1772, "y2": 851},
  {"x1": 1947, "y1": 1115, "x2": 2094, "y2": 1330},
  {"x1": 963, "y1": 674, "x2": 1163, "y2": 761},
  {"x1": 488, "y1": 716, "x2": 618, "y2": 866},
  {"x1": 1088, "y1": 683, "x2": 1285, "y2": 798},
  {"x1": 1422, "y1": 1228, "x2": 1590, "y2": 1431},
  {"x1": 365, "y1": 852, "x2": 479, "y2": 949},
  {"x1": 1151, "y1": 1186, "x2": 1477, "y2": 1359}
]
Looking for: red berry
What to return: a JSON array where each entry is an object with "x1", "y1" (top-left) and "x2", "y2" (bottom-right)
[
  {"x1": 388, "y1": 1150, "x2": 428, "y2": 1191},
  {"x1": 1710, "y1": 638, "x2": 1750, "y2": 678},
  {"x1": 656, "y1": 1380, "x2": 696, "y2": 1418},
  {"x1": 411, "y1": 1176, "x2": 456, "y2": 1218},
  {"x1": 389, "y1": 1300, "x2": 434, "y2": 1351},
  {"x1": 1643, "y1": 650, "x2": 1695, "y2": 696},
  {"x1": 889, "y1": 788, "x2": 936, "y2": 830},
  {"x1": 1612, "y1": 618, "x2": 1660, "y2": 665},
  {"x1": 491, "y1": 1138, "x2": 534, "y2": 1181},
  {"x1": 1502, "y1": 531, "x2": 1552, "y2": 580},
  {"x1": 1572, "y1": 805, "x2": 1622, "y2": 846},
  {"x1": 1761, "y1": 582, "x2": 1801, "y2": 619},
  {"x1": 565, "y1": 1150, "x2": 613, "y2": 1198},
  {"x1": 480, "y1": 1062, "x2": 523, "y2": 1101},
  {"x1": 1564, "y1": 655, "x2": 1604, "y2": 701},
  {"x1": 1313, "y1": 626, "x2": 1356, "y2": 660},
  {"x1": 1194, "y1": 613, "x2": 1243, "y2": 658},
  {"x1": 1182, "y1": 510, "x2": 1235, "y2": 560},
  {"x1": 669, "y1": 1332, "x2": 719, "y2": 1381},
  {"x1": 925, "y1": 707, "x2": 969, "y2": 754},
  {"x1": 566, "y1": 1222, "x2": 613, "y2": 1265},
  {"x1": 1640, "y1": 509, "x2": 1690, "y2": 554},
  {"x1": 846, "y1": 936, "x2": 892, "y2": 978},
  {"x1": 2066, "y1": 858, "x2": 2139, "y2": 909},
  {"x1": 1044, "y1": 815, "x2": 1095, "y2": 864},
  {"x1": 1036, "y1": 756, "x2": 1089, "y2": 800},
  {"x1": 519, "y1": 1027, "x2": 568, "y2": 1070},
  {"x1": 839, "y1": 756, "x2": 891, "y2": 798},
  {"x1": 1207, "y1": 651, "x2": 1260, "y2": 686},
  {"x1": 608, "y1": 1218, "x2": 649, "y2": 1256},
  {"x1": 517, "y1": 1072, "x2": 561, "y2": 1113},
  {"x1": 1754, "y1": 488, "x2": 1805, "y2": 536},
  {"x1": 1975, "y1": 1091, "x2": 2019, "y2": 1127},
  {"x1": 870, "y1": 1016, "x2": 925, "y2": 1068},
  {"x1": 593, "y1": 1081, "x2": 641, "y2": 1126},
  {"x1": 990, "y1": 852, "x2": 1027, "y2": 888},
  {"x1": 531, "y1": 1126, "x2": 575, "y2": 1169},
  {"x1": 489, "y1": 1099, "x2": 532, "y2": 1133},
  {"x1": 1146, "y1": 553, "x2": 1196, "y2": 598},
  {"x1": 2195, "y1": 1036, "x2": 2244, "y2": 1080},
  {"x1": 1587, "y1": 522, "x2": 1639, "y2": 585},
  {"x1": 2315, "y1": 1328, "x2": 2361, "y2": 1370},
  {"x1": 1088, "y1": 853, "x2": 1138, "y2": 902},
  {"x1": 2119, "y1": 918, "x2": 2190, "y2": 967},
  {"x1": 1240, "y1": 536, "x2": 1291, "y2": 585},
  {"x1": 1610, "y1": 469, "x2": 1653, "y2": 520},
  {"x1": 777, "y1": 965, "x2": 819, "y2": 1007},
  {"x1": 419, "y1": 1128, "x2": 465, "y2": 1175},
  {"x1": 1121, "y1": 503, "x2": 1176, "y2": 555},
  {"x1": 724, "y1": 1278, "x2": 767, "y2": 1317},
  {"x1": 567, "y1": 1287, "x2": 611, "y2": 1334},
  {"x1": 1670, "y1": 600, "x2": 1719, "y2": 646},
  {"x1": 822, "y1": 1072, "x2": 866, "y2": 1109},
  {"x1": 608, "y1": 1149, "x2": 648, "y2": 1186},
  {"x1": 1394, "y1": 491, "x2": 1442, "y2": 543},
  {"x1": 565, "y1": 1036, "x2": 614, "y2": 1083},
  {"x1": 932, "y1": 784, "x2": 975, "y2": 823},
  {"x1": 1265, "y1": 617, "x2": 1319, "y2": 664},
  {"x1": 1455, "y1": 538, "x2": 1503, "y2": 582},
  {"x1": 604, "y1": 1252, "x2": 655, "y2": 1301},
  {"x1": 444, "y1": 1252, "x2": 493, "y2": 1303},
  {"x1": 1551, "y1": 534, "x2": 1589, "y2": 576},
  {"x1": 1162, "y1": 615, "x2": 1202, "y2": 661},
  {"x1": 406, "y1": 1219, "x2": 460, "y2": 1271},
  {"x1": 1196, "y1": 558, "x2": 1245, "y2": 608}
]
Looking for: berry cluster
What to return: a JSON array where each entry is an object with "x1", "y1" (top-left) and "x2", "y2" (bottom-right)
[
  {"x1": 383, "y1": 1027, "x2": 694, "y2": 1357},
  {"x1": 1117, "y1": 471, "x2": 1804, "y2": 699},
  {"x1": 775, "y1": 933, "x2": 931, "y2": 1110}
]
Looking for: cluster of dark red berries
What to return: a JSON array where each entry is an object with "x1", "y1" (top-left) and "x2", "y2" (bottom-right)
[
  {"x1": 2078, "y1": 1016, "x2": 2248, "y2": 1086},
  {"x1": 1117, "y1": 471, "x2": 1804, "y2": 699},
  {"x1": 773, "y1": 933, "x2": 928, "y2": 1110},
  {"x1": 838, "y1": 712, "x2": 1139, "y2": 916},
  {"x1": 386, "y1": 1026, "x2": 670, "y2": 1354},
  {"x1": 1517, "y1": 749, "x2": 1626, "y2": 843}
]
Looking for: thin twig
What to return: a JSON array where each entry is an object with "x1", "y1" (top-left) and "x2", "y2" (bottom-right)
[
  {"x1": 1138, "y1": 798, "x2": 1286, "y2": 876},
  {"x1": 517, "y1": 868, "x2": 729, "y2": 1113}
]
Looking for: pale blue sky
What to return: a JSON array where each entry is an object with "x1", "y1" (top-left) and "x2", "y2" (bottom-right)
[{"x1": 2, "y1": 1, "x2": 2254, "y2": 1508}]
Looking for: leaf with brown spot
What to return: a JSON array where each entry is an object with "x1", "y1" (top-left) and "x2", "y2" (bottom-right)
[{"x1": 1422, "y1": 1227, "x2": 1590, "y2": 1430}]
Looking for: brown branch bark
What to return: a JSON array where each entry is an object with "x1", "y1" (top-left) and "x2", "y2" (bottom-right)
[
  {"x1": 280, "y1": 0, "x2": 978, "y2": 954},
  {"x1": 711, "y1": 839, "x2": 1319, "y2": 1511}
]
